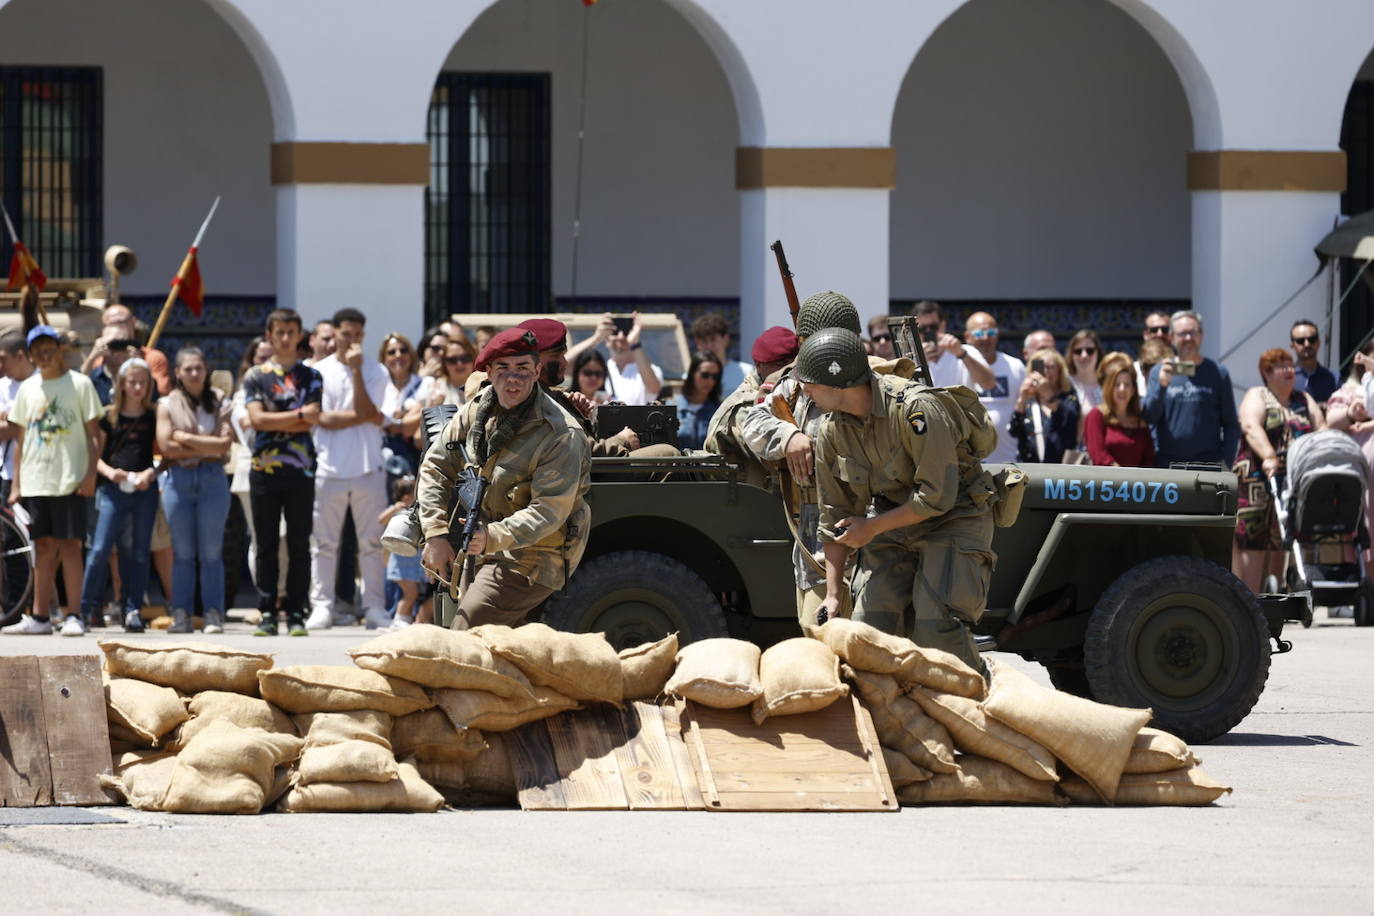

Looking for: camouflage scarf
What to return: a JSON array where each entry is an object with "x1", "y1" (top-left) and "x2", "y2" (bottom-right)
[{"x1": 466, "y1": 384, "x2": 540, "y2": 468}]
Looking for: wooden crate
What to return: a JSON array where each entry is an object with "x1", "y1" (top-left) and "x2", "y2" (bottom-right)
[{"x1": 0, "y1": 655, "x2": 114, "y2": 807}]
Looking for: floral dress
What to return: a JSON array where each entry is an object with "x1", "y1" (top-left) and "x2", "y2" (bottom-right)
[{"x1": 1233, "y1": 387, "x2": 1313, "y2": 550}]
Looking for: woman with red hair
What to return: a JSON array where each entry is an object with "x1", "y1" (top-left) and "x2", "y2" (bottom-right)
[
  {"x1": 1084, "y1": 351, "x2": 1154, "y2": 467},
  {"x1": 1232, "y1": 347, "x2": 1325, "y2": 592}
]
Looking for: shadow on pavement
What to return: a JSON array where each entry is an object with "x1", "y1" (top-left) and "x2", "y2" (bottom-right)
[{"x1": 1212, "y1": 732, "x2": 1358, "y2": 747}]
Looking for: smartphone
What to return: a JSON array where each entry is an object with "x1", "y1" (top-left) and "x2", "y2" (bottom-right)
[
  {"x1": 1029, "y1": 358, "x2": 1046, "y2": 375},
  {"x1": 918, "y1": 325, "x2": 940, "y2": 344},
  {"x1": 611, "y1": 316, "x2": 634, "y2": 336},
  {"x1": 1173, "y1": 359, "x2": 1196, "y2": 377}
]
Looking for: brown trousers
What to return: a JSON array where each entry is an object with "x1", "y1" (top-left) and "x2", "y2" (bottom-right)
[{"x1": 449, "y1": 562, "x2": 554, "y2": 630}]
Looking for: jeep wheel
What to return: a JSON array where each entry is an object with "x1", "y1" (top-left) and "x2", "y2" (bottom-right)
[
  {"x1": 1355, "y1": 579, "x2": 1374, "y2": 627},
  {"x1": 1044, "y1": 662, "x2": 1093, "y2": 699},
  {"x1": 542, "y1": 550, "x2": 728, "y2": 650},
  {"x1": 1084, "y1": 556, "x2": 1270, "y2": 744},
  {"x1": 421, "y1": 405, "x2": 460, "y2": 451}
]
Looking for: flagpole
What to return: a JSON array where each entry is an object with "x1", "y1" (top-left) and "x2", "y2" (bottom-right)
[
  {"x1": 1, "y1": 200, "x2": 49, "y2": 324},
  {"x1": 146, "y1": 197, "x2": 219, "y2": 350}
]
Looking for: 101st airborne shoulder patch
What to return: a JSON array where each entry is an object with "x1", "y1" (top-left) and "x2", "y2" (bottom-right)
[{"x1": 907, "y1": 405, "x2": 927, "y2": 435}]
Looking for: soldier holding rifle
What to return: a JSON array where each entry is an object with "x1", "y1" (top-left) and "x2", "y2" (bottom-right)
[{"x1": 417, "y1": 328, "x2": 591, "y2": 629}]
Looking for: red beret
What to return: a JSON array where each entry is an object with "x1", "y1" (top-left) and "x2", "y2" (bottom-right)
[
  {"x1": 475, "y1": 327, "x2": 541, "y2": 372},
  {"x1": 751, "y1": 326, "x2": 800, "y2": 365},
  {"x1": 517, "y1": 318, "x2": 569, "y2": 352}
]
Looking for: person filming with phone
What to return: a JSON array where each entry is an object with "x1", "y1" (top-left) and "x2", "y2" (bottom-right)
[{"x1": 1141, "y1": 309, "x2": 1240, "y2": 468}]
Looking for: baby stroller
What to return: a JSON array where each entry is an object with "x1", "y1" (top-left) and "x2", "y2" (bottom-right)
[{"x1": 1270, "y1": 429, "x2": 1374, "y2": 626}]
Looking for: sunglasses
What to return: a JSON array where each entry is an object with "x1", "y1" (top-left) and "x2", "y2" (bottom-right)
[
  {"x1": 969, "y1": 329, "x2": 998, "y2": 339},
  {"x1": 1174, "y1": 329, "x2": 1199, "y2": 338},
  {"x1": 444, "y1": 355, "x2": 473, "y2": 365},
  {"x1": 580, "y1": 369, "x2": 605, "y2": 379},
  {"x1": 871, "y1": 334, "x2": 892, "y2": 344},
  {"x1": 1145, "y1": 326, "x2": 1170, "y2": 335},
  {"x1": 1073, "y1": 347, "x2": 1097, "y2": 356},
  {"x1": 697, "y1": 372, "x2": 720, "y2": 380},
  {"x1": 1291, "y1": 335, "x2": 1318, "y2": 345}
]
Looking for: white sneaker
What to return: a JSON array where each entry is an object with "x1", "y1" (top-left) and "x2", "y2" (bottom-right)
[
  {"x1": 2, "y1": 614, "x2": 53, "y2": 635},
  {"x1": 387, "y1": 615, "x2": 413, "y2": 631},
  {"x1": 60, "y1": 616, "x2": 86, "y2": 637},
  {"x1": 304, "y1": 608, "x2": 334, "y2": 631},
  {"x1": 363, "y1": 607, "x2": 392, "y2": 630}
]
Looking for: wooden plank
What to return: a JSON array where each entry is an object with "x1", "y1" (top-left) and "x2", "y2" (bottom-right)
[
  {"x1": 506, "y1": 719, "x2": 568, "y2": 810},
  {"x1": 0, "y1": 656, "x2": 53, "y2": 807},
  {"x1": 544, "y1": 707, "x2": 629, "y2": 811},
  {"x1": 613, "y1": 703, "x2": 688, "y2": 810},
  {"x1": 37, "y1": 656, "x2": 113, "y2": 805},
  {"x1": 852, "y1": 696, "x2": 893, "y2": 809},
  {"x1": 679, "y1": 701, "x2": 723, "y2": 809},
  {"x1": 658, "y1": 702, "x2": 705, "y2": 810}
]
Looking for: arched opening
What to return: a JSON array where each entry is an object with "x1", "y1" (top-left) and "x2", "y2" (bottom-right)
[
  {"x1": 428, "y1": 0, "x2": 741, "y2": 331},
  {"x1": 0, "y1": 0, "x2": 276, "y2": 369},
  {"x1": 1338, "y1": 47, "x2": 1374, "y2": 352},
  {"x1": 889, "y1": 0, "x2": 1193, "y2": 354}
]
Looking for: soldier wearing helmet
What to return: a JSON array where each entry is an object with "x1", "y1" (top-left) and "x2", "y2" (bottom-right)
[{"x1": 798, "y1": 327, "x2": 996, "y2": 674}]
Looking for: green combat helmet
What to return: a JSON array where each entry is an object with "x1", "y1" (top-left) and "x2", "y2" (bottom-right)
[
  {"x1": 792, "y1": 327, "x2": 871, "y2": 388},
  {"x1": 796, "y1": 291, "x2": 862, "y2": 339}
]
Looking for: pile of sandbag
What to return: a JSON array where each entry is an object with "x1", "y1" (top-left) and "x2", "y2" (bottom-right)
[
  {"x1": 812, "y1": 618, "x2": 1231, "y2": 806},
  {"x1": 663, "y1": 636, "x2": 850, "y2": 724}
]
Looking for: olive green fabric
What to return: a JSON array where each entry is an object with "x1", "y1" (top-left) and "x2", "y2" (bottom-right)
[
  {"x1": 792, "y1": 328, "x2": 870, "y2": 388},
  {"x1": 796, "y1": 291, "x2": 861, "y2": 339}
]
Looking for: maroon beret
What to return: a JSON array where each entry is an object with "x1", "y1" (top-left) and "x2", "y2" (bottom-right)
[
  {"x1": 751, "y1": 326, "x2": 800, "y2": 365},
  {"x1": 475, "y1": 327, "x2": 540, "y2": 372},
  {"x1": 517, "y1": 317, "x2": 569, "y2": 352}
]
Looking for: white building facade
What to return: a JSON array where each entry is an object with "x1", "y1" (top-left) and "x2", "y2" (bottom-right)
[{"x1": 2, "y1": 0, "x2": 1373, "y2": 385}]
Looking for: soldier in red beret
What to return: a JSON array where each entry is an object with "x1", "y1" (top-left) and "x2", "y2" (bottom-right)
[
  {"x1": 704, "y1": 326, "x2": 799, "y2": 492},
  {"x1": 416, "y1": 327, "x2": 591, "y2": 627}
]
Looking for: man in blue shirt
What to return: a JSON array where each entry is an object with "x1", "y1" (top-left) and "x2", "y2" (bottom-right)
[
  {"x1": 1290, "y1": 319, "x2": 1338, "y2": 406},
  {"x1": 1141, "y1": 310, "x2": 1240, "y2": 468}
]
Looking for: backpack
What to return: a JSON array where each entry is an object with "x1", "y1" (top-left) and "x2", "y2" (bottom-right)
[{"x1": 918, "y1": 384, "x2": 997, "y2": 462}]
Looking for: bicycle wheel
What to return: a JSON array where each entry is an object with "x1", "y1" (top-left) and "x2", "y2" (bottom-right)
[{"x1": 0, "y1": 509, "x2": 35, "y2": 627}]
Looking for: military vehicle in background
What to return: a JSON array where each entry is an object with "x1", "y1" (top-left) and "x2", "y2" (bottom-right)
[{"x1": 0, "y1": 244, "x2": 138, "y2": 358}]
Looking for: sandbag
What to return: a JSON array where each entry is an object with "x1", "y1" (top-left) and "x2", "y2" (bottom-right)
[
  {"x1": 160, "y1": 719, "x2": 304, "y2": 814},
  {"x1": 475, "y1": 623, "x2": 623, "y2": 705},
  {"x1": 108, "y1": 722, "x2": 156, "y2": 751},
  {"x1": 293, "y1": 710, "x2": 394, "y2": 749},
  {"x1": 815, "y1": 618, "x2": 984, "y2": 698},
  {"x1": 1061, "y1": 767, "x2": 1231, "y2": 806},
  {"x1": 883, "y1": 747, "x2": 933, "y2": 788},
  {"x1": 982, "y1": 659, "x2": 1150, "y2": 803},
  {"x1": 751, "y1": 638, "x2": 848, "y2": 724},
  {"x1": 177, "y1": 691, "x2": 296, "y2": 748},
  {"x1": 665, "y1": 638, "x2": 763, "y2": 709},
  {"x1": 105, "y1": 677, "x2": 188, "y2": 745},
  {"x1": 99, "y1": 639, "x2": 272, "y2": 695},
  {"x1": 392, "y1": 709, "x2": 487, "y2": 763},
  {"x1": 105, "y1": 751, "x2": 178, "y2": 810},
  {"x1": 618, "y1": 633, "x2": 679, "y2": 701},
  {"x1": 258, "y1": 666, "x2": 432, "y2": 716},
  {"x1": 347, "y1": 625, "x2": 536, "y2": 698},
  {"x1": 432, "y1": 685, "x2": 579, "y2": 731},
  {"x1": 907, "y1": 686, "x2": 1058, "y2": 782},
  {"x1": 897, "y1": 755, "x2": 1066, "y2": 806},
  {"x1": 278, "y1": 760, "x2": 445, "y2": 813},
  {"x1": 297, "y1": 740, "x2": 399, "y2": 785},
  {"x1": 417, "y1": 734, "x2": 517, "y2": 806},
  {"x1": 844, "y1": 666, "x2": 958, "y2": 774},
  {"x1": 1124, "y1": 726, "x2": 1200, "y2": 775}
]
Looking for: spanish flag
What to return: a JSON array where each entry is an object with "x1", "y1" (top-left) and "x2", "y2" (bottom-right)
[
  {"x1": 6, "y1": 242, "x2": 46, "y2": 292},
  {"x1": 583, "y1": 0, "x2": 596, "y2": 5},
  {"x1": 171, "y1": 246, "x2": 205, "y2": 316}
]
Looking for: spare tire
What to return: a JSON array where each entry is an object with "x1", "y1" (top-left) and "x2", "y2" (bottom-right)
[
  {"x1": 1084, "y1": 556, "x2": 1270, "y2": 744},
  {"x1": 422, "y1": 404, "x2": 460, "y2": 452}
]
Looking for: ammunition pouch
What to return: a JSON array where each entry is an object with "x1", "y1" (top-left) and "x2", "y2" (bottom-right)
[{"x1": 989, "y1": 465, "x2": 1027, "y2": 528}]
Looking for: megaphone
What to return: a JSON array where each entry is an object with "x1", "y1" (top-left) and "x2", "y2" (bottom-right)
[{"x1": 103, "y1": 245, "x2": 137, "y2": 302}]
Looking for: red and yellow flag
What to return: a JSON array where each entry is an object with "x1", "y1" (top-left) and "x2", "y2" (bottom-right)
[
  {"x1": 582, "y1": 0, "x2": 597, "y2": 6},
  {"x1": 171, "y1": 246, "x2": 204, "y2": 316},
  {"x1": 6, "y1": 241, "x2": 46, "y2": 292}
]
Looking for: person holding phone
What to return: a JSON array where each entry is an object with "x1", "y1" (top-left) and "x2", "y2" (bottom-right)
[
  {"x1": 910, "y1": 300, "x2": 995, "y2": 390},
  {"x1": 1009, "y1": 348, "x2": 1080, "y2": 463},
  {"x1": 1141, "y1": 310, "x2": 1240, "y2": 468},
  {"x1": 566, "y1": 312, "x2": 662, "y2": 406}
]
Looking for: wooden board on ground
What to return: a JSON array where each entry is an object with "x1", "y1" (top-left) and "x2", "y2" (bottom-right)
[
  {"x1": 507, "y1": 717, "x2": 568, "y2": 810},
  {"x1": 545, "y1": 707, "x2": 629, "y2": 810},
  {"x1": 678, "y1": 695, "x2": 896, "y2": 812},
  {"x1": 0, "y1": 655, "x2": 113, "y2": 807}
]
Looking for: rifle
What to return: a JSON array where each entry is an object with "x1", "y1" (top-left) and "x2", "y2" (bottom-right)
[
  {"x1": 770, "y1": 240, "x2": 801, "y2": 328},
  {"x1": 441, "y1": 437, "x2": 491, "y2": 600}
]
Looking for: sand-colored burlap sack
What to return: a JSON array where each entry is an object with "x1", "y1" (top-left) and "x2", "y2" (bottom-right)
[
  {"x1": 751, "y1": 638, "x2": 848, "y2": 724},
  {"x1": 159, "y1": 719, "x2": 304, "y2": 814},
  {"x1": 815, "y1": 618, "x2": 985, "y2": 698},
  {"x1": 346, "y1": 625, "x2": 536, "y2": 698},
  {"x1": 104, "y1": 750, "x2": 179, "y2": 810},
  {"x1": 883, "y1": 747, "x2": 933, "y2": 788},
  {"x1": 982, "y1": 658, "x2": 1150, "y2": 803},
  {"x1": 104, "y1": 676, "x2": 188, "y2": 745},
  {"x1": 474, "y1": 623, "x2": 623, "y2": 705},
  {"x1": 108, "y1": 722, "x2": 156, "y2": 751},
  {"x1": 618, "y1": 633, "x2": 679, "y2": 701},
  {"x1": 1124, "y1": 726, "x2": 1200, "y2": 775},
  {"x1": 1060, "y1": 767, "x2": 1231, "y2": 806},
  {"x1": 293, "y1": 709, "x2": 394, "y2": 749},
  {"x1": 258, "y1": 666, "x2": 432, "y2": 716},
  {"x1": 416, "y1": 734, "x2": 517, "y2": 806},
  {"x1": 907, "y1": 686, "x2": 1058, "y2": 782},
  {"x1": 431, "y1": 685, "x2": 578, "y2": 731},
  {"x1": 844, "y1": 665, "x2": 958, "y2": 774},
  {"x1": 843, "y1": 664, "x2": 902, "y2": 708},
  {"x1": 392, "y1": 709, "x2": 486, "y2": 763},
  {"x1": 176, "y1": 691, "x2": 297, "y2": 748},
  {"x1": 664, "y1": 638, "x2": 763, "y2": 709},
  {"x1": 297, "y1": 739, "x2": 399, "y2": 785},
  {"x1": 99, "y1": 640, "x2": 272, "y2": 695},
  {"x1": 897, "y1": 755, "x2": 1066, "y2": 806},
  {"x1": 278, "y1": 760, "x2": 445, "y2": 813}
]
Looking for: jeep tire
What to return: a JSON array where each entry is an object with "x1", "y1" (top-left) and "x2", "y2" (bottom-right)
[
  {"x1": 542, "y1": 550, "x2": 728, "y2": 650},
  {"x1": 1084, "y1": 556, "x2": 1270, "y2": 744}
]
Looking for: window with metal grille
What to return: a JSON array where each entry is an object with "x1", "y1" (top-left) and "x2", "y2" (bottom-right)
[
  {"x1": 426, "y1": 72, "x2": 551, "y2": 323},
  {"x1": 0, "y1": 67, "x2": 103, "y2": 279}
]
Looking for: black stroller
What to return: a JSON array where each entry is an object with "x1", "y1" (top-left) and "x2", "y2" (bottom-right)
[{"x1": 1269, "y1": 429, "x2": 1374, "y2": 626}]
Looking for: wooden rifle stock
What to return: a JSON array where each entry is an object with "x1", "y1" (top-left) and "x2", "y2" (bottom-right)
[{"x1": 770, "y1": 240, "x2": 801, "y2": 328}]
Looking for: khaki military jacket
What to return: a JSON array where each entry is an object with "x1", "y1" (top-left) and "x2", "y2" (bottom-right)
[
  {"x1": 814, "y1": 373, "x2": 983, "y2": 548},
  {"x1": 704, "y1": 371, "x2": 771, "y2": 490},
  {"x1": 417, "y1": 389, "x2": 592, "y2": 590}
]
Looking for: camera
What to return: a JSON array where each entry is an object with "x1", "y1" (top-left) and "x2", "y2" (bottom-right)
[{"x1": 1172, "y1": 359, "x2": 1196, "y2": 377}]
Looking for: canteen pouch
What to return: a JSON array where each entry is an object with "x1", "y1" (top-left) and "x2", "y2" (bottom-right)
[{"x1": 991, "y1": 465, "x2": 1027, "y2": 528}]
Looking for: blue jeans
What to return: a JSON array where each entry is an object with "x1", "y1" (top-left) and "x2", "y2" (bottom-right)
[
  {"x1": 162, "y1": 463, "x2": 232, "y2": 615},
  {"x1": 80, "y1": 482, "x2": 159, "y2": 618}
]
